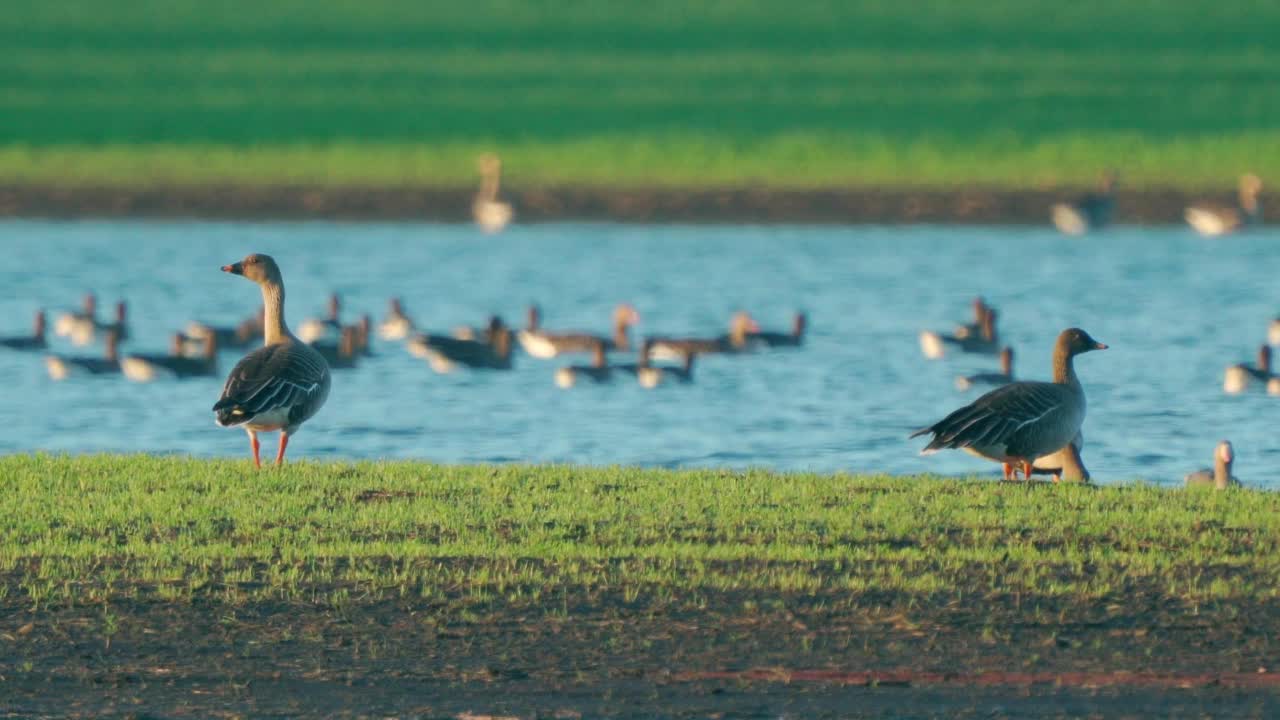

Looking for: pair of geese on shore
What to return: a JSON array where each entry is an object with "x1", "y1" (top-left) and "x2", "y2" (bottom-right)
[{"x1": 1050, "y1": 172, "x2": 1264, "y2": 237}]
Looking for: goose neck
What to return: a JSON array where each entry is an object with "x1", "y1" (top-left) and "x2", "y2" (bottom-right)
[{"x1": 260, "y1": 281, "x2": 289, "y2": 345}]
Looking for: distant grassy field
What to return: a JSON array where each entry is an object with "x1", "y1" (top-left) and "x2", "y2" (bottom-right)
[{"x1": 2, "y1": 1, "x2": 1279, "y2": 189}]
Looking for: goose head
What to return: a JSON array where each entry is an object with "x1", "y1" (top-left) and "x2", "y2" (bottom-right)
[
  {"x1": 1057, "y1": 328, "x2": 1108, "y2": 357},
  {"x1": 221, "y1": 253, "x2": 282, "y2": 287},
  {"x1": 613, "y1": 304, "x2": 640, "y2": 329}
]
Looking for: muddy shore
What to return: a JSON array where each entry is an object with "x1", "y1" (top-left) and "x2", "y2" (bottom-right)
[{"x1": 0, "y1": 185, "x2": 1262, "y2": 224}]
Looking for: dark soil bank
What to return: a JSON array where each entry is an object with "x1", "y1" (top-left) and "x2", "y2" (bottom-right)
[{"x1": 0, "y1": 185, "x2": 1263, "y2": 224}]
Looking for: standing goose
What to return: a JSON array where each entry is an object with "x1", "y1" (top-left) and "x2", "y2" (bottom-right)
[
  {"x1": 1185, "y1": 440, "x2": 1239, "y2": 489},
  {"x1": 409, "y1": 316, "x2": 514, "y2": 373},
  {"x1": 920, "y1": 305, "x2": 999, "y2": 359},
  {"x1": 911, "y1": 328, "x2": 1107, "y2": 481},
  {"x1": 1029, "y1": 432, "x2": 1089, "y2": 483},
  {"x1": 518, "y1": 304, "x2": 641, "y2": 358},
  {"x1": 956, "y1": 347, "x2": 1014, "y2": 391},
  {"x1": 749, "y1": 312, "x2": 807, "y2": 348},
  {"x1": 1223, "y1": 345, "x2": 1272, "y2": 394},
  {"x1": 1051, "y1": 171, "x2": 1118, "y2": 236},
  {"x1": 122, "y1": 332, "x2": 219, "y2": 382},
  {"x1": 473, "y1": 153, "x2": 514, "y2": 234},
  {"x1": 298, "y1": 293, "x2": 342, "y2": 343},
  {"x1": 46, "y1": 328, "x2": 122, "y2": 380},
  {"x1": 212, "y1": 254, "x2": 331, "y2": 468},
  {"x1": 186, "y1": 307, "x2": 263, "y2": 352},
  {"x1": 0, "y1": 310, "x2": 47, "y2": 351},
  {"x1": 379, "y1": 297, "x2": 416, "y2": 341},
  {"x1": 1185, "y1": 174, "x2": 1263, "y2": 237},
  {"x1": 646, "y1": 311, "x2": 760, "y2": 361},
  {"x1": 554, "y1": 340, "x2": 612, "y2": 388}
]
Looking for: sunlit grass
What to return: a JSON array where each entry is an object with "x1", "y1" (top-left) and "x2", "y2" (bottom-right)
[{"x1": 2, "y1": 454, "x2": 1277, "y2": 609}]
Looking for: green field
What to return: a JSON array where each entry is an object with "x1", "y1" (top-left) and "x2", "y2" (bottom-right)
[
  {"x1": 3, "y1": 1, "x2": 1279, "y2": 189},
  {"x1": 3, "y1": 455, "x2": 1279, "y2": 714}
]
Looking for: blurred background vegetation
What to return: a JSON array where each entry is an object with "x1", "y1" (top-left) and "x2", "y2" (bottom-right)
[{"x1": 2, "y1": 0, "x2": 1277, "y2": 189}]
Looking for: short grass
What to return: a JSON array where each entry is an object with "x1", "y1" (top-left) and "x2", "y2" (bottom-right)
[
  {"x1": 1, "y1": 454, "x2": 1276, "y2": 611},
  {"x1": 2, "y1": 0, "x2": 1279, "y2": 188}
]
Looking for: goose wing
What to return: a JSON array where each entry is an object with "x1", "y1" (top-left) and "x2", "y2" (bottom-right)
[
  {"x1": 911, "y1": 381, "x2": 1076, "y2": 457},
  {"x1": 213, "y1": 342, "x2": 328, "y2": 426}
]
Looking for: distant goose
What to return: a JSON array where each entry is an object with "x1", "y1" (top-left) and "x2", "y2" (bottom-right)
[
  {"x1": 911, "y1": 328, "x2": 1107, "y2": 481},
  {"x1": 1051, "y1": 171, "x2": 1118, "y2": 236},
  {"x1": 212, "y1": 254, "x2": 331, "y2": 469},
  {"x1": 122, "y1": 332, "x2": 219, "y2": 382},
  {"x1": 186, "y1": 307, "x2": 263, "y2": 352},
  {"x1": 409, "y1": 316, "x2": 514, "y2": 373},
  {"x1": 379, "y1": 298, "x2": 415, "y2": 340},
  {"x1": 749, "y1": 312, "x2": 806, "y2": 348},
  {"x1": 1268, "y1": 317, "x2": 1280, "y2": 347},
  {"x1": 647, "y1": 311, "x2": 759, "y2": 361},
  {"x1": 1185, "y1": 440, "x2": 1240, "y2": 489},
  {"x1": 1185, "y1": 174, "x2": 1263, "y2": 237},
  {"x1": 354, "y1": 314, "x2": 373, "y2": 356},
  {"x1": 310, "y1": 326, "x2": 360, "y2": 370},
  {"x1": 628, "y1": 340, "x2": 695, "y2": 389},
  {"x1": 920, "y1": 306, "x2": 999, "y2": 359},
  {"x1": 554, "y1": 340, "x2": 612, "y2": 388},
  {"x1": 46, "y1": 328, "x2": 122, "y2": 380},
  {"x1": 54, "y1": 293, "x2": 97, "y2": 345},
  {"x1": 0, "y1": 310, "x2": 47, "y2": 351},
  {"x1": 1029, "y1": 432, "x2": 1089, "y2": 483},
  {"x1": 473, "y1": 153, "x2": 514, "y2": 234},
  {"x1": 956, "y1": 347, "x2": 1014, "y2": 391},
  {"x1": 298, "y1": 294, "x2": 342, "y2": 343},
  {"x1": 518, "y1": 304, "x2": 641, "y2": 358},
  {"x1": 1223, "y1": 345, "x2": 1272, "y2": 394}
]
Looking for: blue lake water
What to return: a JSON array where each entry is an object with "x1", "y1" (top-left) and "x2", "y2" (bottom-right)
[{"x1": 1, "y1": 220, "x2": 1277, "y2": 486}]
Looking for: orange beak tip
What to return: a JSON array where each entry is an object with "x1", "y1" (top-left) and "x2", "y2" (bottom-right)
[{"x1": 1095, "y1": 342, "x2": 1109, "y2": 350}]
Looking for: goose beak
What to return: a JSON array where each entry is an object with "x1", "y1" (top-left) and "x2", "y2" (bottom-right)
[
  {"x1": 222, "y1": 262, "x2": 243, "y2": 275},
  {"x1": 1093, "y1": 341, "x2": 1108, "y2": 350}
]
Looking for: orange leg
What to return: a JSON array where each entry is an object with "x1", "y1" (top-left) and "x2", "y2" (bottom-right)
[
  {"x1": 248, "y1": 431, "x2": 261, "y2": 469},
  {"x1": 1002, "y1": 463, "x2": 1013, "y2": 481},
  {"x1": 275, "y1": 433, "x2": 290, "y2": 466},
  {"x1": 1022, "y1": 460, "x2": 1033, "y2": 482}
]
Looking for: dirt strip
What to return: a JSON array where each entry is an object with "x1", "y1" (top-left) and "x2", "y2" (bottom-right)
[
  {"x1": 675, "y1": 668, "x2": 1280, "y2": 689},
  {"x1": 0, "y1": 184, "x2": 1263, "y2": 224}
]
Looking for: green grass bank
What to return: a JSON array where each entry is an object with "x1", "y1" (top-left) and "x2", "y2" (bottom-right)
[{"x1": 3, "y1": 1, "x2": 1279, "y2": 190}]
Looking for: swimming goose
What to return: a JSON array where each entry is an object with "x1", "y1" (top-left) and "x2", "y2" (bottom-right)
[
  {"x1": 1223, "y1": 345, "x2": 1272, "y2": 394},
  {"x1": 554, "y1": 340, "x2": 612, "y2": 388},
  {"x1": 298, "y1": 293, "x2": 342, "y2": 343},
  {"x1": 409, "y1": 316, "x2": 514, "y2": 372},
  {"x1": 956, "y1": 347, "x2": 1014, "y2": 391},
  {"x1": 920, "y1": 306, "x2": 999, "y2": 359},
  {"x1": 212, "y1": 254, "x2": 331, "y2": 468},
  {"x1": 354, "y1": 314, "x2": 373, "y2": 356},
  {"x1": 55, "y1": 293, "x2": 98, "y2": 346},
  {"x1": 628, "y1": 340, "x2": 696, "y2": 388},
  {"x1": 378, "y1": 298, "x2": 416, "y2": 341},
  {"x1": 1185, "y1": 440, "x2": 1239, "y2": 489},
  {"x1": 473, "y1": 153, "x2": 514, "y2": 234},
  {"x1": 1268, "y1": 318, "x2": 1280, "y2": 347},
  {"x1": 186, "y1": 307, "x2": 263, "y2": 352},
  {"x1": 1185, "y1": 174, "x2": 1263, "y2": 237},
  {"x1": 122, "y1": 332, "x2": 219, "y2": 382},
  {"x1": 518, "y1": 304, "x2": 641, "y2": 358},
  {"x1": 911, "y1": 328, "x2": 1107, "y2": 481},
  {"x1": 0, "y1": 310, "x2": 47, "y2": 351},
  {"x1": 749, "y1": 312, "x2": 806, "y2": 348},
  {"x1": 46, "y1": 328, "x2": 122, "y2": 380},
  {"x1": 646, "y1": 311, "x2": 759, "y2": 361},
  {"x1": 1029, "y1": 432, "x2": 1089, "y2": 483},
  {"x1": 1051, "y1": 171, "x2": 1118, "y2": 236},
  {"x1": 310, "y1": 326, "x2": 360, "y2": 370}
]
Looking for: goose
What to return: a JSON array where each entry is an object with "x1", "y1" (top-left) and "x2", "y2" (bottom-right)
[
  {"x1": 646, "y1": 311, "x2": 760, "y2": 361},
  {"x1": 186, "y1": 307, "x2": 263, "y2": 352},
  {"x1": 310, "y1": 326, "x2": 360, "y2": 370},
  {"x1": 378, "y1": 298, "x2": 416, "y2": 341},
  {"x1": 1185, "y1": 440, "x2": 1239, "y2": 489},
  {"x1": 749, "y1": 312, "x2": 806, "y2": 348},
  {"x1": 408, "y1": 316, "x2": 514, "y2": 373},
  {"x1": 122, "y1": 332, "x2": 219, "y2": 382},
  {"x1": 627, "y1": 340, "x2": 696, "y2": 389},
  {"x1": 1268, "y1": 317, "x2": 1280, "y2": 347},
  {"x1": 554, "y1": 340, "x2": 612, "y2": 388},
  {"x1": 956, "y1": 347, "x2": 1014, "y2": 391},
  {"x1": 298, "y1": 293, "x2": 342, "y2": 343},
  {"x1": 54, "y1": 293, "x2": 98, "y2": 346},
  {"x1": 354, "y1": 314, "x2": 373, "y2": 356},
  {"x1": 473, "y1": 152, "x2": 514, "y2": 234},
  {"x1": 46, "y1": 328, "x2": 122, "y2": 380},
  {"x1": 517, "y1": 304, "x2": 641, "y2": 358},
  {"x1": 0, "y1": 310, "x2": 47, "y2": 351},
  {"x1": 1029, "y1": 432, "x2": 1089, "y2": 483},
  {"x1": 212, "y1": 254, "x2": 331, "y2": 469},
  {"x1": 911, "y1": 328, "x2": 1107, "y2": 481},
  {"x1": 1051, "y1": 171, "x2": 1118, "y2": 236},
  {"x1": 920, "y1": 306, "x2": 999, "y2": 359},
  {"x1": 1223, "y1": 345, "x2": 1272, "y2": 394},
  {"x1": 1185, "y1": 174, "x2": 1263, "y2": 237}
]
